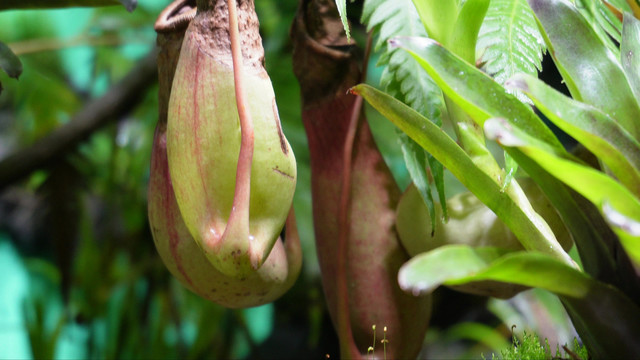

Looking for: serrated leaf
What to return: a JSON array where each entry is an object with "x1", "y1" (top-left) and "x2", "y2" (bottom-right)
[
  {"x1": 362, "y1": 0, "x2": 447, "y2": 220},
  {"x1": 334, "y1": 0, "x2": 351, "y2": 41},
  {"x1": 476, "y1": 0, "x2": 545, "y2": 103},
  {"x1": 362, "y1": 0, "x2": 442, "y2": 121}
]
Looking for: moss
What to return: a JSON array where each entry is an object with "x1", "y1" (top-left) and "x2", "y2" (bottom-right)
[{"x1": 483, "y1": 330, "x2": 588, "y2": 360}]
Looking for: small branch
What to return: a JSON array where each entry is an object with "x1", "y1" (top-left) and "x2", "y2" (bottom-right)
[
  {"x1": 9, "y1": 34, "x2": 149, "y2": 56},
  {"x1": 0, "y1": 48, "x2": 158, "y2": 191},
  {"x1": 0, "y1": 0, "x2": 131, "y2": 11}
]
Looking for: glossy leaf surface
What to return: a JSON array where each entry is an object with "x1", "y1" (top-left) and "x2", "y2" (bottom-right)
[
  {"x1": 486, "y1": 119, "x2": 640, "y2": 267},
  {"x1": 391, "y1": 35, "x2": 616, "y2": 281},
  {"x1": 399, "y1": 245, "x2": 640, "y2": 358},
  {"x1": 622, "y1": 12, "x2": 640, "y2": 104},
  {"x1": 353, "y1": 84, "x2": 574, "y2": 265},
  {"x1": 528, "y1": 0, "x2": 640, "y2": 140},
  {"x1": 507, "y1": 73, "x2": 640, "y2": 196},
  {"x1": 391, "y1": 36, "x2": 563, "y2": 152}
]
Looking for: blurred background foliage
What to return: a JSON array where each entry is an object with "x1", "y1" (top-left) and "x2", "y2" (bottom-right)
[{"x1": 0, "y1": 1, "x2": 578, "y2": 359}]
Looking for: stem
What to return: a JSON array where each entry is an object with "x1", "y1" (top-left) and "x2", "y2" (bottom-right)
[
  {"x1": 0, "y1": 50, "x2": 158, "y2": 190},
  {"x1": 223, "y1": 0, "x2": 256, "y2": 265},
  {"x1": 336, "y1": 31, "x2": 374, "y2": 360}
]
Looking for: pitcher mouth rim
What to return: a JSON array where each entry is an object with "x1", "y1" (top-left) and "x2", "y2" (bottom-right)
[{"x1": 154, "y1": 0, "x2": 197, "y2": 33}]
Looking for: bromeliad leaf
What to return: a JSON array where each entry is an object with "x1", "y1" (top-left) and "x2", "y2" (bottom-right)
[
  {"x1": 352, "y1": 84, "x2": 575, "y2": 266},
  {"x1": 397, "y1": 245, "x2": 511, "y2": 296},
  {"x1": 398, "y1": 131, "x2": 437, "y2": 234},
  {"x1": 622, "y1": 13, "x2": 640, "y2": 104},
  {"x1": 486, "y1": 118, "x2": 640, "y2": 266},
  {"x1": 398, "y1": 245, "x2": 640, "y2": 357},
  {"x1": 390, "y1": 36, "x2": 563, "y2": 153},
  {"x1": 575, "y1": 0, "x2": 624, "y2": 49},
  {"x1": 388, "y1": 35, "x2": 615, "y2": 280},
  {"x1": 450, "y1": 0, "x2": 491, "y2": 64},
  {"x1": 410, "y1": 0, "x2": 458, "y2": 46},
  {"x1": 476, "y1": 0, "x2": 545, "y2": 103},
  {"x1": 507, "y1": 73, "x2": 640, "y2": 197},
  {"x1": 528, "y1": 0, "x2": 640, "y2": 141},
  {"x1": 603, "y1": 202, "x2": 640, "y2": 267}
]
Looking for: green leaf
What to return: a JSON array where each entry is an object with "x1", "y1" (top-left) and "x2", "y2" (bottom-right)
[
  {"x1": 353, "y1": 84, "x2": 575, "y2": 266},
  {"x1": 334, "y1": 0, "x2": 351, "y2": 41},
  {"x1": 391, "y1": 36, "x2": 564, "y2": 152},
  {"x1": 362, "y1": 0, "x2": 447, "y2": 219},
  {"x1": 508, "y1": 73, "x2": 640, "y2": 197},
  {"x1": 528, "y1": 0, "x2": 640, "y2": 141},
  {"x1": 398, "y1": 132, "x2": 437, "y2": 235},
  {"x1": 427, "y1": 152, "x2": 448, "y2": 220},
  {"x1": 450, "y1": 0, "x2": 490, "y2": 63},
  {"x1": 0, "y1": 41, "x2": 22, "y2": 80},
  {"x1": 390, "y1": 36, "x2": 618, "y2": 281},
  {"x1": 398, "y1": 246, "x2": 585, "y2": 296},
  {"x1": 397, "y1": 245, "x2": 511, "y2": 296},
  {"x1": 604, "y1": 0, "x2": 632, "y2": 12},
  {"x1": 362, "y1": 0, "x2": 443, "y2": 125},
  {"x1": 486, "y1": 118, "x2": 640, "y2": 266},
  {"x1": 602, "y1": 202, "x2": 640, "y2": 266},
  {"x1": 502, "y1": 152, "x2": 518, "y2": 192},
  {"x1": 622, "y1": 12, "x2": 640, "y2": 104},
  {"x1": 399, "y1": 245, "x2": 640, "y2": 358},
  {"x1": 574, "y1": 0, "x2": 623, "y2": 50},
  {"x1": 476, "y1": 0, "x2": 545, "y2": 103},
  {"x1": 410, "y1": 0, "x2": 459, "y2": 46}
]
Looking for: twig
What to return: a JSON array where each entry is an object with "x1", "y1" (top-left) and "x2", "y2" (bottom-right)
[
  {"x1": 9, "y1": 34, "x2": 149, "y2": 56},
  {"x1": 0, "y1": 48, "x2": 158, "y2": 191}
]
